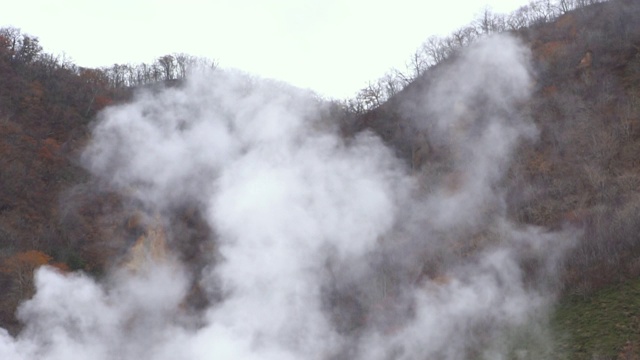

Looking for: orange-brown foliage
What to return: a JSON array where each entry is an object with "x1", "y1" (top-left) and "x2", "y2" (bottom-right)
[
  {"x1": 49, "y1": 262, "x2": 70, "y2": 273},
  {"x1": 527, "y1": 152, "x2": 553, "y2": 176},
  {"x1": 38, "y1": 137, "x2": 61, "y2": 161},
  {"x1": 93, "y1": 95, "x2": 113, "y2": 111},
  {"x1": 554, "y1": 13, "x2": 578, "y2": 39},
  {"x1": 543, "y1": 85, "x2": 558, "y2": 96},
  {"x1": 536, "y1": 41, "x2": 567, "y2": 61},
  {"x1": 562, "y1": 208, "x2": 590, "y2": 227},
  {"x1": 0, "y1": 250, "x2": 51, "y2": 274}
]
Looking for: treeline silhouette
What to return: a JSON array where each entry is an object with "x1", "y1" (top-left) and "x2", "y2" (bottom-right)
[
  {"x1": 0, "y1": 27, "x2": 217, "y2": 90},
  {"x1": 351, "y1": 0, "x2": 640, "y2": 303},
  {"x1": 0, "y1": 24, "x2": 218, "y2": 334},
  {"x1": 346, "y1": 0, "x2": 608, "y2": 113},
  {"x1": 2, "y1": 0, "x2": 640, "y2": 356}
]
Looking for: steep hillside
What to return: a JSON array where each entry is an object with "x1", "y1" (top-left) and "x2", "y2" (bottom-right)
[
  {"x1": 0, "y1": 29, "x2": 123, "y2": 332},
  {"x1": 355, "y1": 0, "x2": 640, "y2": 298},
  {"x1": 1, "y1": 0, "x2": 640, "y2": 357},
  {"x1": 0, "y1": 29, "x2": 212, "y2": 333}
]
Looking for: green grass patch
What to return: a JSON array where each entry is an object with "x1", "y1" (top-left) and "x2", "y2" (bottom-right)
[{"x1": 551, "y1": 278, "x2": 640, "y2": 359}]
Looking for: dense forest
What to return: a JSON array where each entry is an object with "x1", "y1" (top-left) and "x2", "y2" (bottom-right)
[{"x1": 1, "y1": 0, "x2": 640, "y2": 358}]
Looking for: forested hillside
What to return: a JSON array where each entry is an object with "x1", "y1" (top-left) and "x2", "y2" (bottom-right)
[
  {"x1": 355, "y1": 0, "x2": 640, "y2": 296},
  {"x1": 1, "y1": 0, "x2": 640, "y2": 358},
  {"x1": 351, "y1": 0, "x2": 640, "y2": 356},
  {"x1": 0, "y1": 28, "x2": 214, "y2": 333},
  {"x1": 0, "y1": 30, "x2": 113, "y2": 331}
]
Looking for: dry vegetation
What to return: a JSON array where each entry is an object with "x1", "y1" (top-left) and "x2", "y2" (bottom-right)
[
  {"x1": 354, "y1": 0, "x2": 640, "y2": 300},
  {"x1": 351, "y1": 0, "x2": 640, "y2": 356},
  {"x1": 1, "y1": 0, "x2": 640, "y2": 356},
  {"x1": 0, "y1": 28, "x2": 215, "y2": 333}
]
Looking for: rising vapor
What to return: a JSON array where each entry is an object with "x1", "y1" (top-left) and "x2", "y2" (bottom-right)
[{"x1": 0, "y1": 34, "x2": 574, "y2": 360}]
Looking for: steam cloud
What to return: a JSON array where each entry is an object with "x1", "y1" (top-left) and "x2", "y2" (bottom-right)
[{"x1": 0, "y1": 34, "x2": 574, "y2": 359}]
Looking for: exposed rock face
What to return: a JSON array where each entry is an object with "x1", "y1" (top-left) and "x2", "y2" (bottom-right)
[
  {"x1": 575, "y1": 49, "x2": 593, "y2": 83},
  {"x1": 577, "y1": 49, "x2": 593, "y2": 70},
  {"x1": 124, "y1": 214, "x2": 168, "y2": 271}
]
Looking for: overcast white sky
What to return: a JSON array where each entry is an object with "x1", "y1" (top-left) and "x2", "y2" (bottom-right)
[{"x1": 2, "y1": 0, "x2": 532, "y2": 99}]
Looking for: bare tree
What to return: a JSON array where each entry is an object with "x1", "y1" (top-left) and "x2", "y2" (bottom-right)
[
  {"x1": 528, "y1": 0, "x2": 560, "y2": 24},
  {"x1": 475, "y1": 7, "x2": 505, "y2": 34},
  {"x1": 107, "y1": 64, "x2": 127, "y2": 88},
  {"x1": 422, "y1": 36, "x2": 451, "y2": 66},
  {"x1": 174, "y1": 53, "x2": 194, "y2": 79},
  {"x1": 406, "y1": 47, "x2": 430, "y2": 79},
  {"x1": 391, "y1": 67, "x2": 413, "y2": 87},
  {"x1": 451, "y1": 26, "x2": 478, "y2": 48},
  {"x1": 157, "y1": 55, "x2": 176, "y2": 80},
  {"x1": 506, "y1": 7, "x2": 531, "y2": 30},
  {"x1": 0, "y1": 27, "x2": 21, "y2": 59},
  {"x1": 558, "y1": 0, "x2": 577, "y2": 13},
  {"x1": 358, "y1": 81, "x2": 385, "y2": 110},
  {"x1": 150, "y1": 63, "x2": 163, "y2": 82},
  {"x1": 0, "y1": 28, "x2": 43, "y2": 65},
  {"x1": 379, "y1": 72, "x2": 403, "y2": 99}
]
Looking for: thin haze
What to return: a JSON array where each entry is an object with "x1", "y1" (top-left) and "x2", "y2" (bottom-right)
[{"x1": 2, "y1": 0, "x2": 532, "y2": 98}]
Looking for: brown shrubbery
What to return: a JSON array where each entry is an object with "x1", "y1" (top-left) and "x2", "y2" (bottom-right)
[
  {"x1": 354, "y1": 0, "x2": 640, "y2": 299},
  {"x1": 0, "y1": 0, "x2": 639, "y2": 343}
]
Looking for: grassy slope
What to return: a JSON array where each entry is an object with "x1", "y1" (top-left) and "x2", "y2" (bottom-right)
[{"x1": 552, "y1": 278, "x2": 640, "y2": 359}]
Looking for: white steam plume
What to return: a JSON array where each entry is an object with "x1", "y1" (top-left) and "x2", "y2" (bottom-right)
[{"x1": 0, "y1": 34, "x2": 573, "y2": 359}]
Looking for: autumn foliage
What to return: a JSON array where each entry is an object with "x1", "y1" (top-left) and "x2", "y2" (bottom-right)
[
  {"x1": 354, "y1": 0, "x2": 640, "y2": 302},
  {"x1": 1, "y1": 1, "x2": 640, "y2": 355}
]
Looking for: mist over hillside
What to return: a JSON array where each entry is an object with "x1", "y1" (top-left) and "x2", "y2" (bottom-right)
[
  {"x1": 356, "y1": 0, "x2": 640, "y2": 297},
  {"x1": 1, "y1": 0, "x2": 640, "y2": 358}
]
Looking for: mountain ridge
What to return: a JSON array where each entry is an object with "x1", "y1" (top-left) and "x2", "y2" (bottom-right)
[{"x1": 1, "y1": 0, "x2": 640, "y2": 356}]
